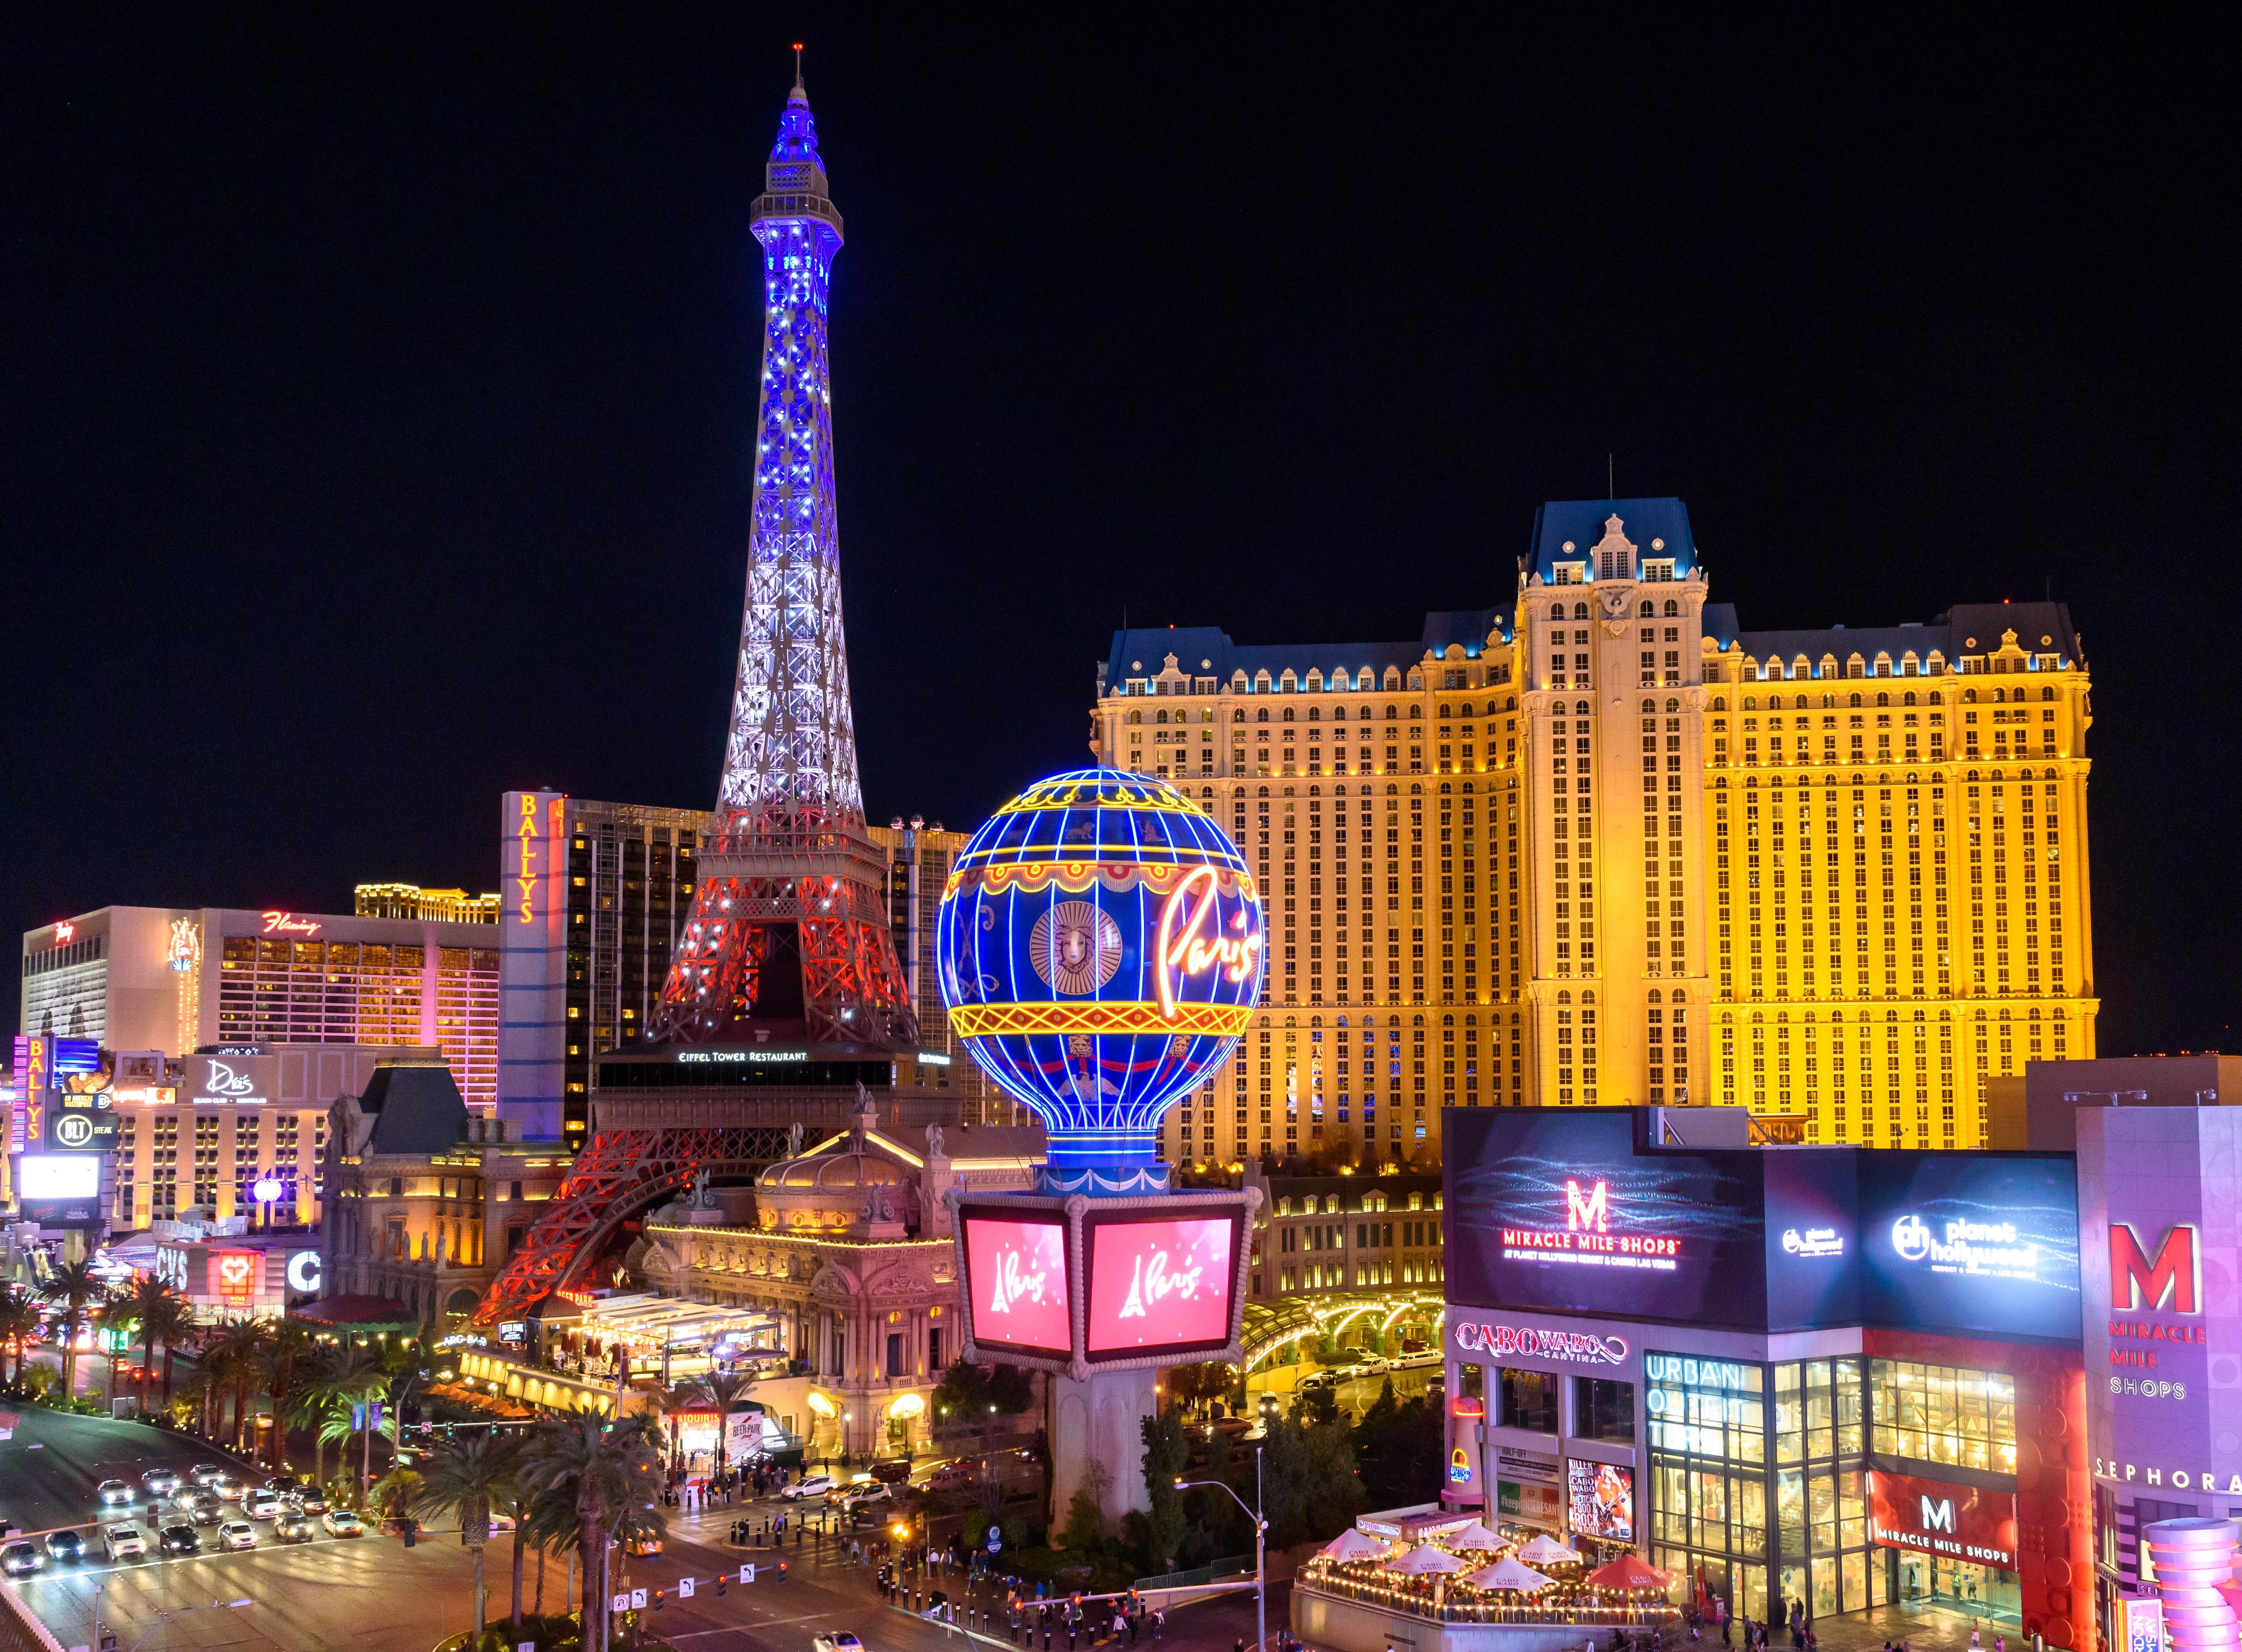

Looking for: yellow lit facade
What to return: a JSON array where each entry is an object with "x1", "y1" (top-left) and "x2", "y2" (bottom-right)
[
  {"x1": 354, "y1": 883, "x2": 502, "y2": 924},
  {"x1": 1093, "y1": 497, "x2": 2094, "y2": 1162}
]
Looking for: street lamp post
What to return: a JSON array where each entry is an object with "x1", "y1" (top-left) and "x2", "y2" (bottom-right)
[{"x1": 1177, "y1": 1444, "x2": 1268, "y2": 1652}]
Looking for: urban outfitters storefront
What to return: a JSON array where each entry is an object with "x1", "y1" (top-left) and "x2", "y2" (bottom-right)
[{"x1": 1442, "y1": 1109, "x2": 2089, "y2": 1648}]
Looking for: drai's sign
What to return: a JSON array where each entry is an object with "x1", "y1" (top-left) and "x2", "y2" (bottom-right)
[
  {"x1": 1452, "y1": 1319, "x2": 1628, "y2": 1367},
  {"x1": 1889, "y1": 1213, "x2": 2044, "y2": 1281}
]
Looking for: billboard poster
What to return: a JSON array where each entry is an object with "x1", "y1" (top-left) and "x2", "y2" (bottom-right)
[
  {"x1": 18, "y1": 1150, "x2": 103, "y2": 1226},
  {"x1": 1858, "y1": 1152, "x2": 2081, "y2": 1343},
  {"x1": 961, "y1": 1213, "x2": 1072, "y2": 1356},
  {"x1": 1084, "y1": 1213, "x2": 1239, "y2": 1360},
  {"x1": 1566, "y1": 1458, "x2": 1635, "y2": 1543},
  {"x1": 2118, "y1": 1595, "x2": 2165, "y2": 1652},
  {"x1": 1499, "y1": 1478, "x2": 1564, "y2": 1527}
]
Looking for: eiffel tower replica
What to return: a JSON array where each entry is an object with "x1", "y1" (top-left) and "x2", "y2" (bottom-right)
[{"x1": 478, "y1": 55, "x2": 931, "y2": 1326}]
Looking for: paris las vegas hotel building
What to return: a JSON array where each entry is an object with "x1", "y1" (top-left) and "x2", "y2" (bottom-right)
[{"x1": 1097, "y1": 497, "x2": 2093, "y2": 1165}]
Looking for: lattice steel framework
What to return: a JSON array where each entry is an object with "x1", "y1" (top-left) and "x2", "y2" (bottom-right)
[
  {"x1": 652, "y1": 60, "x2": 917, "y2": 1050},
  {"x1": 473, "y1": 1124, "x2": 793, "y2": 1326}
]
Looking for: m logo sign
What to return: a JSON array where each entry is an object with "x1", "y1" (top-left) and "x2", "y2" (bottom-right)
[
  {"x1": 1565, "y1": 1179, "x2": 1610, "y2": 1234},
  {"x1": 2110, "y1": 1223, "x2": 2199, "y2": 1314},
  {"x1": 1921, "y1": 1496, "x2": 1956, "y2": 1534}
]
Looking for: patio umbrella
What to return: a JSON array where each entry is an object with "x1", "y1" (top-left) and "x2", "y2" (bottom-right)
[
  {"x1": 1322, "y1": 1528, "x2": 1398, "y2": 1562},
  {"x1": 1517, "y1": 1533, "x2": 1583, "y2": 1566},
  {"x1": 1585, "y1": 1554, "x2": 1672, "y2": 1589},
  {"x1": 1385, "y1": 1545, "x2": 1467, "y2": 1576},
  {"x1": 1468, "y1": 1558, "x2": 1554, "y2": 1593},
  {"x1": 1445, "y1": 1520, "x2": 1506, "y2": 1552}
]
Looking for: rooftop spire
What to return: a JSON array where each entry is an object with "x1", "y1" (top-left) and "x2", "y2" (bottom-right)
[{"x1": 792, "y1": 40, "x2": 805, "y2": 97}]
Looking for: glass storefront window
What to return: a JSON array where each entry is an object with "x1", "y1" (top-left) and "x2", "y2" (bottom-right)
[
  {"x1": 1870, "y1": 1359, "x2": 2017, "y2": 1474},
  {"x1": 1501, "y1": 1366, "x2": 1558, "y2": 1434},
  {"x1": 1574, "y1": 1376, "x2": 1636, "y2": 1444}
]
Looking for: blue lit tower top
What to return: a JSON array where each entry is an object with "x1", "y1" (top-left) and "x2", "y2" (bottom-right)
[
  {"x1": 652, "y1": 53, "x2": 917, "y2": 1049},
  {"x1": 723, "y1": 47, "x2": 858, "y2": 825}
]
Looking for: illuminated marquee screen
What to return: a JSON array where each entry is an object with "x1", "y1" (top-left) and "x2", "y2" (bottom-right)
[
  {"x1": 961, "y1": 1213, "x2": 1072, "y2": 1356},
  {"x1": 18, "y1": 1153, "x2": 99, "y2": 1200},
  {"x1": 208, "y1": 1250, "x2": 264, "y2": 1307},
  {"x1": 1446, "y1": 1111, "x2": 1772, "y2": 1328},
  {"x1": 1565, "y1": 1458, "x2": 1635, "y2": 1543},
  {"x1": 1858, "y1": 1153, "x2": 2080, "y2": 1343},
  {"x1": 1084, "y1": 1212, "x2": 1241, "y2": 1362}
]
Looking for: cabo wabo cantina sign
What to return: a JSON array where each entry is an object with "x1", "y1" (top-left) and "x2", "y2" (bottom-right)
[{"x1": 1453, "y1": 1319, "x2": 1629, "y2": 1367}]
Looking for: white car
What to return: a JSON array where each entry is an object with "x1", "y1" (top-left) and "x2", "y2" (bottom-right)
[
  {"x1": 187, "y1": 1463, "x2": 228, "y2": 1488},
  {"x1": 96, "y1": 1479, "x2": 135, "y2": 1506},
  {"x1": 321, "y1": 1509, "x2": 365, "y2": 1538},
  {"x1": 142, "y1": 1468, "x2": 182, "y2": 1497},
  {"x1": 782, "y1": 1475, "x2": 835, "y2": 1501},
  {"x1": 103, "y1": 1524, "x2": 148, "y2": 1561},
  {"x1": 217, "y1": 1521, "x2": 258, "y2": 1551},
  {"x1": 813, "y1": 1634, "x2": 865, "y2": 1652},
  {"x1": 840, "y1": 1485, "x2": 892, "y2": 1509},
  {"x1": 243, "y1": 1490, "x2": 283, "y2": 1520}
]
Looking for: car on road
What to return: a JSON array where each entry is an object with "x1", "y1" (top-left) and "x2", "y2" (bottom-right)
[
  {"x1": 840, "y1": 1485, "x2": 892, "y2": 1514},
  {"x1": 96, "y1": 1478, "x2": 136, "y2": 1507},
  {"x1": 187, "y1": 1463, "x2": 228, "y2": 1488},
  {"x1": 213, "y1": 1476, "x2": 247, "y2": 1502},
  {"x1": 218, "y1": 1521, "x2": 257, "y2": 1551},
  {"x1": 103, "y1": 1524, "x2": 149, "y2": 1562},
  {"x1": 1, "y1": 1542, "x2": 42, "y2": 1578},
  {"x1": 1297, "y1": 1369, "x2": 1341, "y2": 1392},
  {"x1": 188, "y1": 1494, "x2": 225, "y2": 1526},
  {"x1": 142, "y1": 1468, "x2": 181, "y2": 1497},
  {"x1": 928, "y1": 1458, "x2": 984, "y2": 1492},
  {"x1": 43, "y1": 1530, "x2": 84, "y2": 1564},
  {"x1": 812, "y1": 1632, "x2": 865, "y2": 1652},
  {"x1": 869, "y1": 1458, "x2": 912, "y2": 1485},
  {"x1": 243, "y1": 1489, "x2": 283, "y2": 1520},
  {"x1": 283, "y1": 1488, "x2": 328, "y2": 1516},
  {"x1": 622, "y1": 1530, "x2": 662, "y2": 1557},
  {"x1": 320, "y1": 1509, "x2": 364, "y2": 1538},
  {"x1": 158, "y1": 1522, "x2": 200, "y2": 1556},
  {"x1": 782, "y1": 1474, "x2": 835, "y2": 1501},
  {"x1": 272, "y1": 1515, "x2": 315, "y2": 1545}
]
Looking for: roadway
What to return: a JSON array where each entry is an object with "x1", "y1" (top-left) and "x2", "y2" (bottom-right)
[
  {"x1": 0, "y1": 1404, "x2": 248, "y2": 1537},
  {"x1": 7, "y1": 1415, "x2": 1276, "y2": 1652}
]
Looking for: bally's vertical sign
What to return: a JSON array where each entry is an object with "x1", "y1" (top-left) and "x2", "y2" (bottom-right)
[
  {"x1": 2078, "y1": 1107, "x2": 2239, "y2": 1496},
  {"x1": 496, "y1": 792, "x2": 570, "y2": 1140}
]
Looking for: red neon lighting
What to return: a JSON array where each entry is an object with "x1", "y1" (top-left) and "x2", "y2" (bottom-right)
[
  {"x1": 1451, "y1": 1395, "x2": 1485, "y2": 1419},
  {"x1": 1154, "y1": 867, "x2": 1261, "y2": 1020},
  {"x1": 208, "y1": 1250, "x2": 261, "y2": 1306},
  {"x1": 260, "y1": 911, "x2": 323, "y2": 936},
  {"x1": 2110, "y1": 1223, "x2": 2198, "y2": 1315},
  {"x1": 1500, "y1": 1176, "x2": 1679, "y2": 1265}
]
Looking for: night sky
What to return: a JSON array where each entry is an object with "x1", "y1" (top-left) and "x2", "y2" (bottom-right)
[{"x1": 5, "y1": 16, "x2": 2233, "y2": 1055}]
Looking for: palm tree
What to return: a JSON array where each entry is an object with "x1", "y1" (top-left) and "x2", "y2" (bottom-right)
[
  {"x1": 37, "y1": 1261, "x2": 106, "y2": 1401},
  {"x1": 259, "y1": 1320, "x2": 315, "y2": 1471},
  {"x1": 520, "y1": 1407, "x2": 666, "y2": 1652},
  {"x1": 519, "y1": 1475, "x2": 583, "y2": 1623},
  {"x1": 412, "y1": 1431, "x2": 517, "y2": 1643},
  {"x1": 286, "y1": 1346, "x2": 350, "y2": 1489},
  {"x1": 0, "y1": 1290, "x2": 41, "y2": 1389},
  {"x1": 367, "y1": 1463, "x2": 423, "y2": 1528},
  {"x1": 204, "y1": 1319, "x2": 270, "y2": 1452},
  {"x1": 328, "y1": 1348, "x2": 389, "y2": 1495},
  {"x1": 121, "y1": 1278, "x2": 194, "y2": 1407}
]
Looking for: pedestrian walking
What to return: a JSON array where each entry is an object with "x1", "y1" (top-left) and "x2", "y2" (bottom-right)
[{"x1": 1153, "y1": 1609, "x2": 1165, "y2": 1641}]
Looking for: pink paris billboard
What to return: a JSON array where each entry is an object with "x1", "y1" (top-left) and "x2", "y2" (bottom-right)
[
  {"x1": 962, "y1": 1215, "x2": 1072, "y2": 1355},
  {"x1": 1086, "y1": 1215, "x2": 1238, "y2": 1361}
]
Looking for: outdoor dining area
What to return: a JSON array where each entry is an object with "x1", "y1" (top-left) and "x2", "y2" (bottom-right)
[{"x1": 1293, "y1": 1507, "x2": 1681, "y2": 1652}]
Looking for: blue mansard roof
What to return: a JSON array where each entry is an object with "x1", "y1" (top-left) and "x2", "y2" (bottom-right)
[
  {"x1": 1710, "y1": 600, "x2": 2082, "y2": 673},
  {"x1": 1104, "y1": 606, "x2": 1517, "y2": 694},
  {"x1": 1529, "y1": 497, "x2": 1699, "y2": 581}
]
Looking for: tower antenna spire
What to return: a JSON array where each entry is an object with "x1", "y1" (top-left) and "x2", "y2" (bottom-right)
[{"x1": 792, "y1": 40, "x2": 804, "y2": 91}]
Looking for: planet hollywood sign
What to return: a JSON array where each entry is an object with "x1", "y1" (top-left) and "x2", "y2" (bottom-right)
[{"x1": 1452, "y1": 1319, "x2": 1630, "y2": 1367}]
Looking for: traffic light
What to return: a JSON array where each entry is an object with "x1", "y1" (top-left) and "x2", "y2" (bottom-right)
[
  {"x1": 715, "y1": 1573, "x2": 727, "y2": 1597},
  {"x1": 654, "y1": 1588, "x2": 666, "y2": 1612},
  {"x1": 777, "y1": 1561, "x2": 788, "y2": 1582}
]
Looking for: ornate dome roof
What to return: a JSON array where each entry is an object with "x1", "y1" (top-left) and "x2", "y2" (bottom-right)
[{"x1": 758, "y1": 1148, "x2": 909, "y2": 1192}]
